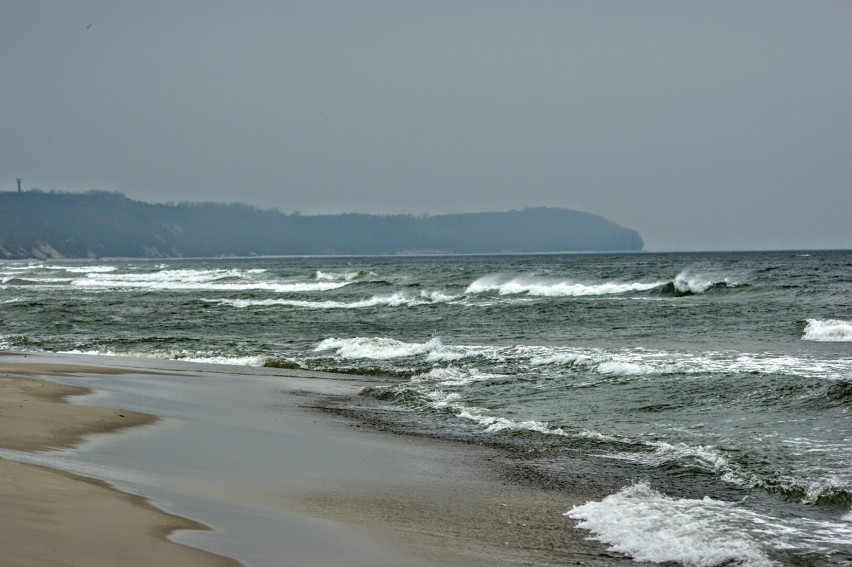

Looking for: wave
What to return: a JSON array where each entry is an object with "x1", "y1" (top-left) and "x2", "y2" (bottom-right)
[
  {"x1": 456, "y1": 406, "x2": 566, "y2": 436},
  {"x1": 567, "y1": 482, "x2": 852, "y2": 566},
  {"x1": 566, "y1": 483, "x2": 776, "y2": 567},
  {"x1": 657, "y1": 271, "x2": 744, "y2": 297},
  {"x1": 58, "y1": 347, "x2": 267, "y2": 367},
  {"x1": 45, "y1": 265, "x2": 118, "y2": 273},
  {"x1": 206, "y1": 291, "x2": 457, "y2": 310},
  {"x1": 412, "y1": 366, "x2": 504, "y2": 387},
  {"x1": 376, "y1": 367, "x2": 569, "y2": 437},
  {"x1": 802, "y1": 319, "x2": 852, "y2": 342},
  {"x1": 465, "y1": 274, "x2": 663, "y2": 297},
  {"x1": 528, "y1": 348, "x2": 850, "y2": 381},
  {"x1": 2, "y1": 276, "x2": 73, "y2": 285},
  {"x1": 314, "y1": 337, "x2": 465, "y2": 361},
  {"x1": 603, "y1": 440, "x2": 737, "y2": 478},
  {"x1": 465, "y1": 271, "x2": 745, "y2": 299},
  {"x1": 596, "y1": 361, "x2": 656, "y2": 376},
  {"x1": 311, "y1": 338, "x2": 850, "y2": 381},
  {"x1": 69, "y1": 268, "x2": 348, "y2": 293},
  {"x1": 315, "y1": 270, "x2": 368, "y2": 282},
  {"x1": 823, "y1": 380, "x2": 852, "y2": 406}
]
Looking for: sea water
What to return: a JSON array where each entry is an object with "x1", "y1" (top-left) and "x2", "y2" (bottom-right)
[{"x1": 1, "y1": 251, "x2": 850, "y2": 566}]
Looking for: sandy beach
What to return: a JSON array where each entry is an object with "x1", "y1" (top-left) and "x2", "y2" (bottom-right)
[
  {"x1": 0, "y1": 352, "x2": 639, "y2": 566},
  {"x1": 0, "y1": 357, "x2": 238, "y2": 567}
]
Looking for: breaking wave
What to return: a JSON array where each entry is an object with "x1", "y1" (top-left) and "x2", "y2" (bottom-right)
[
  {"x1": 465, "y1": 271, "x2": 745, "y2": 299},
  {"x1": 315, "y1": 270, "x2": 368, "y2": 282},
  {"x1": 45, "y1": 265, "x2": 119, "y2": 273},
  {"x1": 310, "y1": 338, "x2": 850, "y2": 381},
  {"x1": 802, "y1": 319, "x2": 852, "y2": 342},
  {"x1": 567, "y1": 482, "x2": 852, "y2": 567},
  {"x1": 57, "y1": 347, "x2": 267, "y2": 367},
  {"x1": 567, "y1": 483, "x2": 775, "y2": 567},
  {"x1": 314, "y1": 336, "x2": 464, "y2": 361},
  {"x1": 657, "y1": 271, "x2": 743, "y2": 297},
  {"x1": 70, "y1": 268, "x2": 349, "y2": 293},
  {"x1": 205, "y1": 291, "x2": 457, "y2": 310},
  {"x1": 376, "y1": 366, "x2": 569, "y2": 437},
  {"x1": 465, "y1": 274, "x2": 663, "y2": 297}
]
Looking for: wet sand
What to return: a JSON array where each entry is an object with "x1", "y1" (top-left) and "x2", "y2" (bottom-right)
[
  {"x1": 0, "y1": 360, "x2": 239, "y2": 567},
  {"x1": 0, "y1": 352, "x2": 638, "y2": 566}
]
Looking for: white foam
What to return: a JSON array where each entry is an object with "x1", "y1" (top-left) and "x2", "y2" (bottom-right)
[
  {"x1": 535, "y1": 347, "x2": 849, "y2": 382},
  {"x1": 209, "y1": 290, "x2": 458, "y2": 310},
  {"x1": 596, "y1": 361, "x2": 655, "y2": 376},
  {"x1": 315, "y1": 336, "x2": 450, "y2": 360},
  {"x1": 465, "y1": 275, "x2": 663, "y2": 297},
  {"x1": 651, "y1": 442, "x2": 732, "y2": 474},
  {"x1": 412, "y1": 366, "x2": 502, "y2": 386},
  {"x1": 45, "y1": 265, "x2": 117, "y2": 273},
  {"x1": 566, "y1": 483, "x2": 776, "y2": 567},
  {"x1": 179, "y1": 354, "x2": 266, "y2": 366},
  {"x1": 0, "y1": 263, "x2": 44, "y2": 274},
  {"x1": 455, "y1": 406, "x2": 566, "y2": 436},
  {"x1": 313, "y1": 339, "x2": 847, "y2": 383},
  {"x1": 671, "y1": 271, "x2": 740, "y2": 294},
  {"x1": 315, "y1": 270, "x2": 363, "y2": 282},
  {"x1": 574, "y1": 429, "x2": 632, "y2": 444},
  {"x1": 802, "y1": 319, "x2": 852, "y2": 342},
  {"x1": 58, "y1": 348, "x2": 264, "y2": 367},
  {"x1": 602, "y1": 441, "x2": 731, "y2": 472},
  {"x1": 4, "y1": 276, "x2": 73, "y2": 285},
  {"x1": 71, "y1": 268, "x2": 348, "y2": 293},
  {"x1": 529, "y1": 352, "x2": 595, "y2": 367}
]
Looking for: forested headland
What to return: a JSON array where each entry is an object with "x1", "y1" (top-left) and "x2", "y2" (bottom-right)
[{"x1": 0, "y1": 190, "x2": 643, "y2": 258}]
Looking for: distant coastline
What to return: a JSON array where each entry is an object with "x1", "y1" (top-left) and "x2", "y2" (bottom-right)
[{"x1": 0, "y1": 190, "x2": 642, "y2": 259}]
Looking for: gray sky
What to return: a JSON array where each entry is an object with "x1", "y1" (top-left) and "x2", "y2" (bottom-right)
[{"x1": 1, "y1": 0, "x2": 849, "y2": 251}]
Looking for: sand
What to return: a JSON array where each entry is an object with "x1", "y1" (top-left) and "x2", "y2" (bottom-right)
[
  {"x1": 0, "y1": 362, "x2": 239, "y2": 566},
  {"x1": 0, "y1": 353, "x2": 640, "y2": 566}
]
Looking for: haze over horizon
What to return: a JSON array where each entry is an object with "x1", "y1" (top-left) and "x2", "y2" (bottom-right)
[{"x1": 2, "y1": 1, "x2": 849, "y2": 252}]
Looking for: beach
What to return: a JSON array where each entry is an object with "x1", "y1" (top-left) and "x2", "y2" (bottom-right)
[
  {"x1": 0, "y1": 351, "x2": 639, "y2": 567},
  {"x1": 0, "y1": 356, "x2": 238, "y2": 567}
]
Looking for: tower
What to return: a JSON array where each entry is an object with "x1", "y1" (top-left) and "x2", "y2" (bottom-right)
[{"x1": 16, "y1": 178, "x2": 22, "y2": 193}]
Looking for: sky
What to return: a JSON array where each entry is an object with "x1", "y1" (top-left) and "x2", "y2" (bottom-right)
[{"x1": 1, "y1": 0, "x2": 849, "y2": 252}]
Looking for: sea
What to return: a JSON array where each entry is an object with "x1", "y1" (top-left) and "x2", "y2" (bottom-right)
[{"x1": 1, "y1": 250, "x2": 850, "y2": 567}]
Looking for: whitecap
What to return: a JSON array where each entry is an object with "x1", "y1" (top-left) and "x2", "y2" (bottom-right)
[
  {"x1": 455, "y1": 406, "x2": 566, "y2": 436},
  {"x1": 412, "y1": 366, "x2": 503, "y2": 386},
  {"x1": 802, "y1": 319, "x2": 852, "y2": 342},
  {"x1": 72, "y1": 268, "x2": 348, "y2": 293},
  {"x1": 596, "y1": 361, "x2": 655, "y2": 376},
  {"x1": 208, "y1": 290, "x2": 458, "y2": 310},
  {"x1": 179, "y1": 354, "x2": 266, "y2": 366},
  {"x1": 314, "y1": 336, "x2": 448, "y2": 360},
  {"x1": 529, "y1": 352, "x2": 595, "y2": 367},
  {"x1": 45, "y1": 265, "x2": 118, "y2": 273},
  {"x1": 465, "y1": 274, "x2": 663, "y2": 297},
  {"x1": 672, "y1": 271, "x2": 740, "y2": 294},
  {"x1": 315, "y1": 270, "x2": 362, "y2": 282},
  {"x1": 566, "y1": 482, "x2": 776, "y2": 567}
]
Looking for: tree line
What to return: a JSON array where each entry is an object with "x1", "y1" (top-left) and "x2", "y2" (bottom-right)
[{"x1": 0, "y1": 190, "x2": 642, "y2": 258}]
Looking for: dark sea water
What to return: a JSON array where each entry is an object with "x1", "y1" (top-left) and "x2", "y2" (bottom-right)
[{"x1": 1, "y1": 251, "x2": 850, "y2": 566}]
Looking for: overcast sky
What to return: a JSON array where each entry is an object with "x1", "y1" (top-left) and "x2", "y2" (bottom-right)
[{"x1": 1, "y1": 1, "x2": 849, "y2": 251}]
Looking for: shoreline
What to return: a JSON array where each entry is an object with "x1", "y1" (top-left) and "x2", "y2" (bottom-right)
[
  {"x1": 0, "y1": 352, "x2": 641, "y2": 566},
  {"x1": 0, "y1": 359, "x2": 239, "y2": 567}
]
